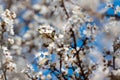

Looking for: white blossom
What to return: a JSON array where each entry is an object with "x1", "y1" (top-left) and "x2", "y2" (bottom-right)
[{"x1": 115, "y1": 5, "x2": 120, "y2": 14}]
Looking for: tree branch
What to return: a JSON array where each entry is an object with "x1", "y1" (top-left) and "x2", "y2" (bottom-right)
[{"x1": 61, "y1": 0, "x2": 70, "y2": 19}]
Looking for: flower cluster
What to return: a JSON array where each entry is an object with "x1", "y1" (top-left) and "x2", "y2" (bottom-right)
[
  {"x1": 83, "y1": 23, "x2": 97, "y2": 38},
  {"x1": 0, "y1": 8, "x2": 16, "y2": 80},
  {"x1": 38, "y1": 25, "x2": 55, "y2": 39},
  {"x1": 21, "y1": 64, "x2": 52, "y2": 80},
  {"x1": 1, "y1": 9, "x2": 16, "y2": 35},
  {"x1": 2, "y1": 46, "x2": 16, "y2": 71}
]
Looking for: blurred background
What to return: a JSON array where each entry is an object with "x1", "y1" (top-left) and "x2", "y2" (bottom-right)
[{"x1": 0, "y1": 0, "x2": 120, "y2": 79}]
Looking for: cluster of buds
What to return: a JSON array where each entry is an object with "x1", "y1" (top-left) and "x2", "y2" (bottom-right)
[
  {"x1": 38, "y1": 25, "x2": 55, "y2": 38},
  {"x1": 0, "y1": 9, "x2": 16, "y2": 46},
  {"x1": 69, "y1": 6, "x2": 85, "y2": 24},
  {"x1": 2, "y1": 46, "x2": 16, "y2": 72},
  {"x1": 38, "y1": 25, "x2": 67, "y2": 49},
  {"x1": 1, "y1": 9, "x2": 16, "y2": 35},
  {"x1": 83, "y1": 23, "x2": 97, "y2": 41}
]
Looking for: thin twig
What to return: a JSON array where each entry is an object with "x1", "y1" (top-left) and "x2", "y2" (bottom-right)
[
  {"x1": 61, "y1": 0, "x2": 70, "y2": 19},
  {"x1": 71, "y1": 29, "x2": 88, "y2": 80}
]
